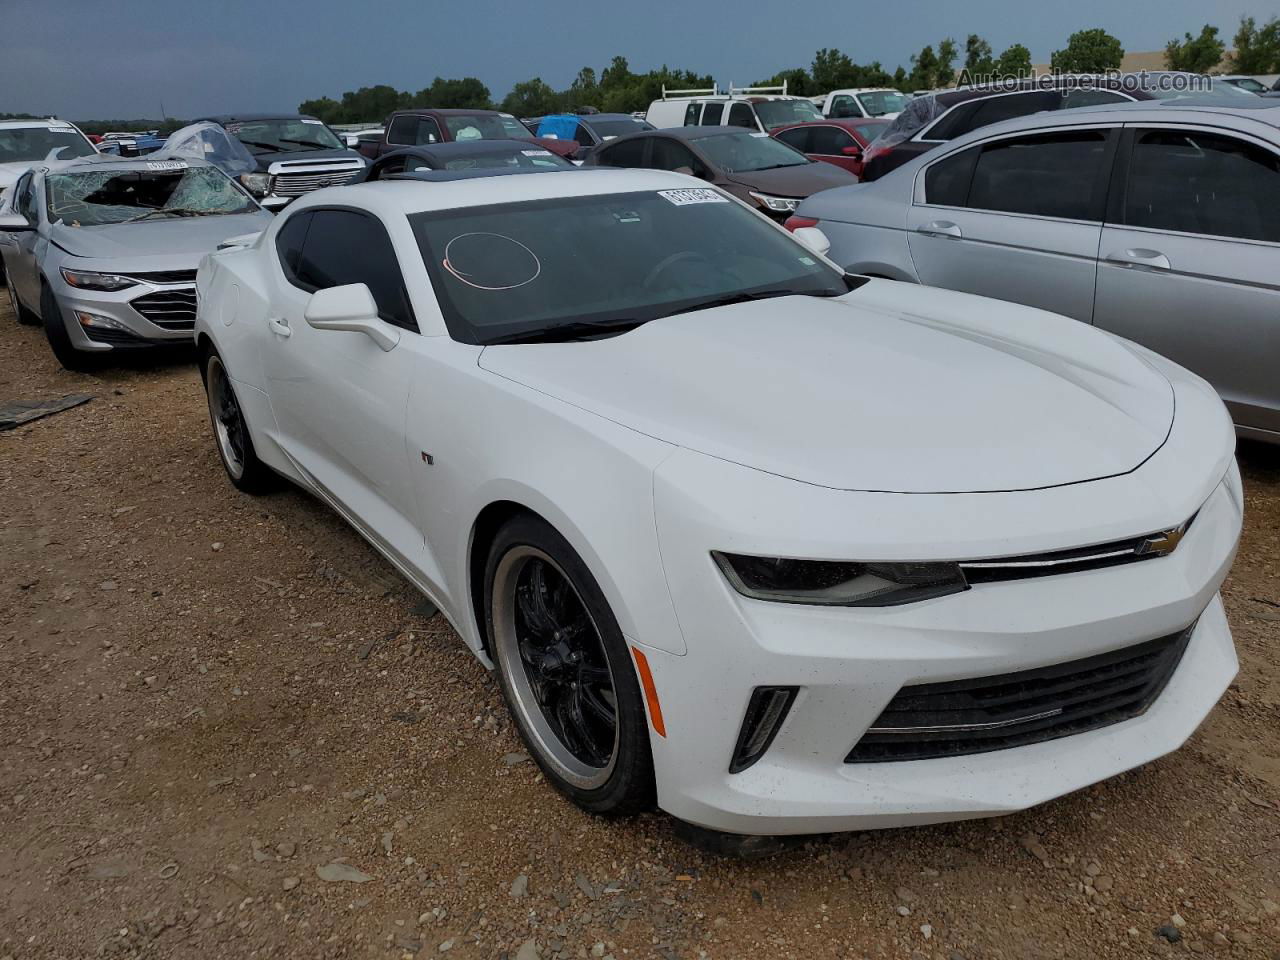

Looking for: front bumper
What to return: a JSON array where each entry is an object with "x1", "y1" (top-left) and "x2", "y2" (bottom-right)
[
  {"x1": 641, "y1": 425, "x2": 1241, "y2": 834},
  {"x1": 51, "y1": 270, "x2": 197, "y2": 352}
]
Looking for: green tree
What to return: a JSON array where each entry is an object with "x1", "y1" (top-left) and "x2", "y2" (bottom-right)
[
  {"x1": 1164, "y1": 25, "x2": 1225, "y2": 73},
  {"x1": 1229, "y1": 16, "x2": 1280, "y2": 73},
  {"x1": 1051, "y1": 28, "x2": 1124, "y2": 73},
  {"x1": 812, "y1": 48, "x2": 856, "y2": 90},
  {"x1": 298, "y1": 97, "x2": 343, "y2": 124},
  {"x1": 995, "y1": 43, "x2": 1033, "y2": 78},
  {"x1": 964, "y1": 34, "x2": 995, "y2": 76},
  {"x1": 337, "y1": 85, "x2": 408, "y2": 124},
  {"x1": 411, "y1": 77, "x2": 490, "y2": 109},
  {"x1": 936, "y1": 38, "x2": 959, "y2": 87},
  {"x1": 908, "y1": 45, "x2": 940, "y2": 91},
  {"x1": 567, "y1": 67, "x2": 600, "y2": 109},
  {"x1": 500, "y1": 77, "x2": 561, "y2": 117},
  {"x1": 600, "y1": 56, "x2": 633, "y2": 91},
  {"x1": 892, "y1": 65, "x2": 908, "y2": 91},
  {"x1": 754, "y1": 67, "x2": 813, "y2": 96}
]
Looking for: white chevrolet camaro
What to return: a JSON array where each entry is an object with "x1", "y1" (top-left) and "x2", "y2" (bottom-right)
[{"x1": 194, "y1": 168, "x2": 1243, "y2": 836}]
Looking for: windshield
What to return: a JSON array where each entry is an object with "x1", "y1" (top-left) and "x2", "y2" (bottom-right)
[
  {"x1": 46, "y1": 165, "x2": 258, "y2": 226},
  {"x1": 411, "y1": 189, "x2": 847, "y2": 344},
  {"x1": 592, "y1": 118, "x2": 653, "y2": 139},
  {"x1": 445, "y1": 115, "x2": 519, "y2": 141},
  {"x1": 698, "y1": 132, "x2": 810, "y2": 173},
  {"x1": 226, "y1": 118, "x2": 344, "y2": 154},
  {"x1": 856, "y1": 90, "x2": 911, "y2": 116},
  {"x1": 753, "y1": 100, "x2": 823, "y2": 131},
  {"x1": 0, "y1": 126, "x2": 96, "y2": 163}
]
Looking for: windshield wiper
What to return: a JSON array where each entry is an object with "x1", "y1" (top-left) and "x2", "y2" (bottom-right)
[
  {"x1": 483, "y1": 318, "x2": 650, "y2": 345},
  {"x1": 237, "y1": 139, "x2": 285, "y2": 153},
  {"x1": 278, "y1": 138, "x2": 329, "y2": 149},
  {"x1": 123, "y1": 208, "x2": 215, "y2": 223}
]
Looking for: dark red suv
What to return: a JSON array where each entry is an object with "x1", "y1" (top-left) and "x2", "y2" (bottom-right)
[{"x1": 360, "y1": 109, "x2": 579, "y2": 162}]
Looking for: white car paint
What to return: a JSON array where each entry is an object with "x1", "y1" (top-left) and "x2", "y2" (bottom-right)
[{"x1": 194, "y1": 168, "x2": 1241, "y2": 835}]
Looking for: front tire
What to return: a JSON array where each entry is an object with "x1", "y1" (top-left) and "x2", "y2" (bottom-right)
[
  {"x1": 5, "y1": 269, "x2": 38, "y2": 325},
  {"x1": 203, "y1": 350, "x2": 275, "y2": 494},
  {"x1": 485, "y1": 515, "x2": 655, "y2": 816},
  {"x1": 41, "y1": 283, "x2": 96, "y2": 371}
]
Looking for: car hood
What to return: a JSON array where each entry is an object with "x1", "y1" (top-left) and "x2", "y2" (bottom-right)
[
  {"x1": 49, "y1": 211, "x2": 274, "y2": 259},
  {"x1": 727, "y1": 161, "x2": 856, "y2": 197},
  {"x1": 478, "y1": 283, "x2": 1174, "y2": 494},
  {"x1": 252, "y1": 147, "x2": 364, "y2": 172}
]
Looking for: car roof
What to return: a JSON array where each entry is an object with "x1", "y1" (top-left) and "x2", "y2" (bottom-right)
[
  {"x1": 625, "y1": 125, "x2": 759, "y2": 142},
  {"x1": 392, "y1": 108, "x2": 507, "y2": 117},
  {"x1": 200, "y1": 114, "x2": 318, "y2": 124},
  {"x1": 384, "y1": 166, "x2": 576, "y2": 183},
  {"x1": 299, "y1": 167, "x2": 698, "y2": 216},
  {"x1": 0, "y1": 118, "x2": 82, "y2": 130}
]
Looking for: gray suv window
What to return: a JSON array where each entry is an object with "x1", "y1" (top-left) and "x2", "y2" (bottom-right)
[{"x1": 1123, "y1": 129, "x2": 1280, "y2": 243}]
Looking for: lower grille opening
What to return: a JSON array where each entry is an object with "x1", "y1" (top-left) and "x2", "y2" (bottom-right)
[
  {"x1": 729, "y1": 686, "x2": 798, "y2": 773},
  {"x1": 846, "y1": 624, "x2": 1194, "y2": 763}
]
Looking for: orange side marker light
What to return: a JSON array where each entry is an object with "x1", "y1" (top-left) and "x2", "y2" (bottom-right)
[{"x1": 630, "y1": 646, "x2": 667, "y2": 738}]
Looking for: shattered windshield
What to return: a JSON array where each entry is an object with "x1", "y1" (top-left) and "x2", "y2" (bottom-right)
[
  {"x1": 225, "y1": 118, "x2": 344, "y2": 154},
  {"x1": 46, "y1": 165, "x2": 258, "y2": 226},
  {"x1": 0, "y1": 126, "x2": 97, "y2": 163}
]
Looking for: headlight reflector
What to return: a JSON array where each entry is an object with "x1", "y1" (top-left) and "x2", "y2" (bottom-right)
[
  {"x1": 238, "y1": 172, "x2": 273, "y2": 197},
  {"x1": 713, "y1": 552, "x2": 968, "y2": 607},
  {"x1": 748, "y1": 192, "x2": 800, "y2": 213},
  {"x1": 61, "y1": 268, "x2": 138, "y2": 291}
]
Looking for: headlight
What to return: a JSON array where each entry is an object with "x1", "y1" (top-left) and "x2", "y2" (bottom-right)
[
  {"x1": 238, "y1": 172, "x2": 273, "y2": 197},
  {"x1": 713, "y1": 552, "x2": 968, "y2": 607},
  {"x1": 748, "y1": 192, "x2": 800, "y2": 213},
  {"x1": 61, "y1": 268, "x2": 138, "y2": 291}
]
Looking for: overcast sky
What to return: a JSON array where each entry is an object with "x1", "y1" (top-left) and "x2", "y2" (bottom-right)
[{"x1": 2, "y1": 0, "x2": 1262, "y2": 120}]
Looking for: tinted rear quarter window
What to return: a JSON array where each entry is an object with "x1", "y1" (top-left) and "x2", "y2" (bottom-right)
[
  {"x1": 967, "y1": 130, "x2": 1109, "y2": 220},
  {"x1": 295, "y1": 209, "x2": 417, "y2": 331},
  {"x1": 595, "y1": 137, "x2": 647, "y2": 167},
  {"x1": 1124, "y1": 129, "x2": 1280, "y2": 243},
  {"x1": 924, "y1": 147, "x2": 978, "y2": 206},
  {"x1": 775, "y1": 127, "x2": 811, "y2": 153}
]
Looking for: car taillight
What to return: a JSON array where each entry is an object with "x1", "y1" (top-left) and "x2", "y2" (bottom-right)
[{"x1": 783, "y1": 215, "x2": 819, "y2": 233}]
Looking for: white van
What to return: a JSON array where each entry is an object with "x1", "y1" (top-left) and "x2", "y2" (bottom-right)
[{"x1": 645, "y1": 84, "x2": 824, "y2": 132}]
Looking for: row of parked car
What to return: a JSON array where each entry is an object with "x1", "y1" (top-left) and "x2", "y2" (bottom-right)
[
  {"x1": 0, "y1": 71, "x2": 1264, "y2": 839},
  {"x1": 0, "y1": 70, "x2": 1276, "y2": 440}
]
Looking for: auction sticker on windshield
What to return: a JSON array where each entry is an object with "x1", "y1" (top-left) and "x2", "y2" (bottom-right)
[
  {"x1": 145, "y1": 160, "x2": 188, "y2": 171},
  {"x1": 658, "y1": 188, "x2": 728, "y2": 206}
]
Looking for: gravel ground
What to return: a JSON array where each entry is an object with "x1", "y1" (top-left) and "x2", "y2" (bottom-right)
[{"x1": 1, "y1": 298, "x2": 1277, "y2": 960}]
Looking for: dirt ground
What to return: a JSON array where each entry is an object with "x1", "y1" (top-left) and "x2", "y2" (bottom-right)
[{"x1": 0, "y1": 298, "x2": 1277, "y2": 960}]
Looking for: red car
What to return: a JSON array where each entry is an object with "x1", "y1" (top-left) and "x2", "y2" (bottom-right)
[
  {"x1": 770, "y1": 118, "x2": 891, "y2": 179},
  {"x1": 362, "y1": 109, "x2": 579, "y2": 162}
]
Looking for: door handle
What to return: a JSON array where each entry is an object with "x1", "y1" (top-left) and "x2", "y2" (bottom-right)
[
  {"x1": 1105, "y1": 249, "x2": 1170, "y2": 272},
  {"x1": 267, "y1": 317, "x2": 292, "y2": 338},
  {"x1": 918, "y1": 220, "x2": 963, "y2": 239}
]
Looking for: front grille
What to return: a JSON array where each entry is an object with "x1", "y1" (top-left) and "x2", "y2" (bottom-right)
[
  {"x1": 130, "y1": 288, "x2": 196, "y2": 329},
  {"x1": 124, "y1": 269, "x2": 198, "y2": 284},
  {"x1": 273, "y1": 168, "x2": 362, "y2": 197},
  {"x1": 845, "y1": 624, "x2": 1194, "y2": 763}
]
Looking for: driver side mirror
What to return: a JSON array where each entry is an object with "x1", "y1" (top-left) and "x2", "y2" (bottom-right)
[
  {"x1": 0, "y1": 212, "x2": 33, "y2": 232},
  {"x1": 841, "y1": 145, "x2": 862, "y2": 157},
  {"x1": 304, "y1": 283, "x2": 400, "y2": 352},
  {"x1": 344, "y1": 134, "x2": 360, "y2": 148},
  {"x1": 792, "y1": 226, "x2": 831, "y2": 257}
]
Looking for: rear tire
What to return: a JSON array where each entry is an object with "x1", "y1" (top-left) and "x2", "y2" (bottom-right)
[
  {"x1": 485, "y1": 515, "x2": 656, "y2": 817},
  {"x1": 203, "y1": 349, "x2": 276, "y2": 494},
  {"x1": 5, "y1": 269, "x2": 38, "y2": 325},
  {"x1": 41, "y1": 282, "x2": 96, "y2": 372}
]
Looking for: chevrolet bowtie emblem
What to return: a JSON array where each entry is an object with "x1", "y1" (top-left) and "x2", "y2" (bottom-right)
[{"x1": 1138, "y1": 524, "x2": 1187, "y2": 557}]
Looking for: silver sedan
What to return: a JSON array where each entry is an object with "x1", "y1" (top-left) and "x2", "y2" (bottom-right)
[
  {"x1": 795, "y1": 100, "x2": 1280, "y2": 442},
  {"x1": 0, "y1": 155, "x2": 273, "y2": 370}
]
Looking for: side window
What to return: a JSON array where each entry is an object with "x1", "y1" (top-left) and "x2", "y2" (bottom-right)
[
  {"x1": 650, "y1": 138, "x2": 702, "y2": 174},
  {"x1": 683, "y1": 103, "x2": 700, "y2": 126},
  {"x1": 594, "y1": 136, "x2": 647, "y2": 167},
  {"x1": 830, "y1": 95, "x2": 860, "y2": 119},
  {"x1": 415, "y1": 118, "x2": 441, "y2": 145},
  {"x1": 572, "y1": 123, "x2": 594, "y2": 145},
  {"x1": 386, "y1": 115, "x2": 418, "y2": 146},
  {"x1": 295, "y1": 210, "x2": 418, "y2": 332},
  {"x1": 809, "y1": 126, "x2": 855, "y2": 155},
  {"x1": 275, "y1": 211, "x2": 312, "y2": 281},
  {"x1": 930, "y1": 91, "x2": 1060, "y2": 141},
  {"x1": 700, "y1": 103, "x2": 724, "y2": 125},
  {"x1": 1062, "y1": 89, "x2": 1128, "y2": 109},
  {"x1": 966, "y1": 130, "x2": 1110, "y2": 220},
  {"x1": 775, "y1": 127, "x2": 812, "y2": 153},
  {"x1": 727, "y1": 103, "x2": 756, "y2": 129},
  {"x1": 924, "y1": 147, "x2": 979, "y2": 206},
  {"x1": 1123, "y1": 129, "x2": 1280, "y2": 243}
]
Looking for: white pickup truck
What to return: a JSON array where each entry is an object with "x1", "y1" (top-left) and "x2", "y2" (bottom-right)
[{"x1": 812, "y1": 88, "x2": 912, "y2": 120}]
